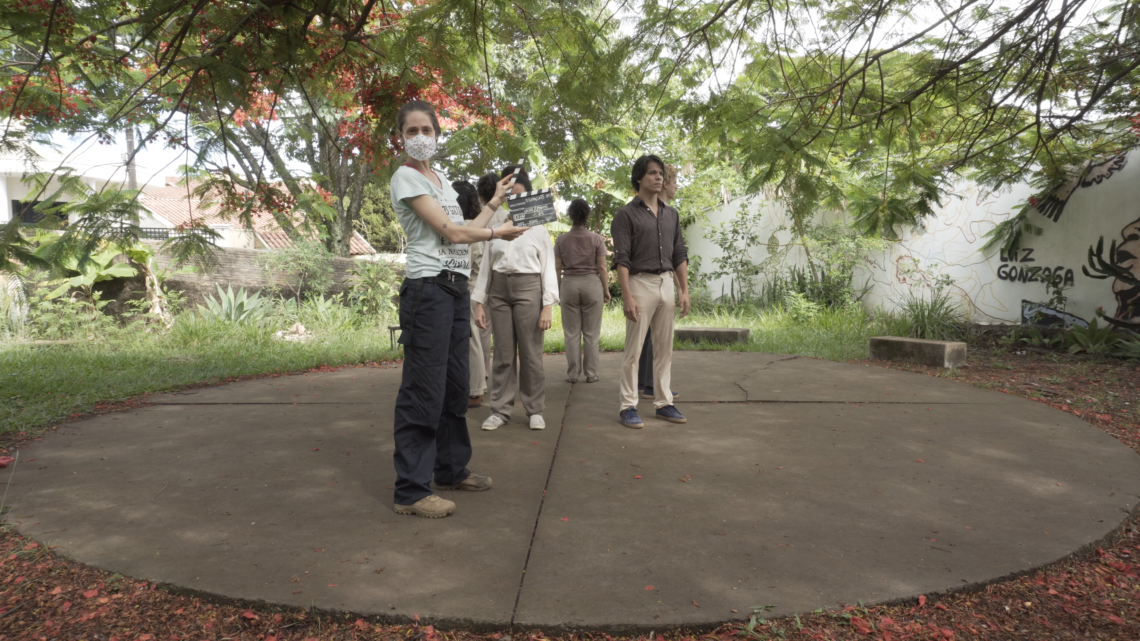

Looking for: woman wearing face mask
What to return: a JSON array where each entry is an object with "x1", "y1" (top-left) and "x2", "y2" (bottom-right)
[
  {"x1": 389, "y1": 100, "x2": 526, "y2": 519},
  {"x1": 471, "y1": 166, "x2": 559, "y2": 432}
]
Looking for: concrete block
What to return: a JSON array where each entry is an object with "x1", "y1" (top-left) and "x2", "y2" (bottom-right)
[
  {"x1": 869, "y1": 336, "x2": 967, "y2": 368},
  {"x1": 674, "y1": 327, "x2": 750, "y2": 345}
]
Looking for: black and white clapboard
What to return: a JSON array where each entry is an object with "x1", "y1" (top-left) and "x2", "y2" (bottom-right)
[{"x1": 507, "y1": 188, "x2": 558, "y2": 227}]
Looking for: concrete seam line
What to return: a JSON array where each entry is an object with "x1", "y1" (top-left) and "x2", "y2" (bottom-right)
[
  {"x1": 510, "y1": 379, "x2": 575, "y2": 628},
  {"x1": 147, "y1": 402, "x2": 391, "y2": 405},
  {"x1": 670, "y1": 400, "x2": 993, "y2": 405}
]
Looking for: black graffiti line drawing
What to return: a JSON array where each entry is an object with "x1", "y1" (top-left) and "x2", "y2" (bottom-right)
[
  {"x1": 1021, "y1": 300, "x2": 1088, "y2": 328},
  {"x1": 1112, "y1": 218, "x2": 1140, "y2": 324},
  {"x1": 1035, "y1": 154, "x2": 1129, "y2": 223}
]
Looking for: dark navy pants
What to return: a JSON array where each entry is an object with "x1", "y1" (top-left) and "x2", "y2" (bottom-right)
[
  {"x1": 638, "y1": 330, "x2": 653, "y2": 390},
  {"x1": 392, "y1": 278, "x2": 473, "y2": 506}
]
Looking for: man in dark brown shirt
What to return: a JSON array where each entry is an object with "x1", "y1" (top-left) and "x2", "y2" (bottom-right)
[{"x1": 611, "y1": 154, "x2": 690, "y2": 428}]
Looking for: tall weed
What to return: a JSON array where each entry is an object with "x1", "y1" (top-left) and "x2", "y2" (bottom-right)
[{"x1": 898, "y1": 282, "x2": 967, "y2": 341}]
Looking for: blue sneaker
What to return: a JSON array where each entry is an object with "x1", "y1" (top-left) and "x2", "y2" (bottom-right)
[
  {"x1": 620, "y1": 407, "x2": 643, "y2": 429},
  {"x1": 655, "y1": 405, "x2": 687, "y2": 424}
]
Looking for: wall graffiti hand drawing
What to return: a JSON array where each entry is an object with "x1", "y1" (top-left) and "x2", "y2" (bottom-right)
[
  {"x1": 1035, "y1": 154, "x2": 1128, "y2": 223},
  {"x1": 1112, "y1": 218, "x2": 1140, "y2": 324}
]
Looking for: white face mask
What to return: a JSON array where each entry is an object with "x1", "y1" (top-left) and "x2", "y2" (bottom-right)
[{"x1": 404, "y1": 134, "x2": 438, "y2": 162}]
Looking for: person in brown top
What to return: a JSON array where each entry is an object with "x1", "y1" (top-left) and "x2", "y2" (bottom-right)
[
  {"x1": 638, "y1": 164, "x2": 681, "y2": 399},
  {"x1": 611, "y1": 154, "x2": 690, "y2": 429},
  {"x1": 555, "y1": 198, "x2": 611, "y2": 384}
]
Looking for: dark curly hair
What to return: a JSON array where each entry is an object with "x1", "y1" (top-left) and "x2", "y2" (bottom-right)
[
  {"x1": 567, "y1": 199, "x2": 590, "y2": 226},
  {"x1": 451, "y1": 180, "x2": 481, "y2": 220},
  {"x1": 476, "y1": 173, "x2": 499, "y2": 205}
]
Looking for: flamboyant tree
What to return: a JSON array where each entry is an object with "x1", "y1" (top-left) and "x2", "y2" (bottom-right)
[
  {"x1": 190, "y1": 62, "x2": 506, "y2": 257},
  {"x1": 0, "y1": 0, "x2": 643, "y2": 264},
  {"x1": 9, "y1": 0, "x2": 1135, "y2": 274},
  {"x1": 633, "y1": 0, "x2": 1140, "y2": 247},
  {"x1": 0, "y1": 0, "x2": 422, "y2": 268}
]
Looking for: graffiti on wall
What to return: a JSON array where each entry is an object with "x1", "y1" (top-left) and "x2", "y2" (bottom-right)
[
  {"x1": 1034, "y1": 154, "x2": 1129, "y2": 222},
  {"x1": 1111, "y1": 218, "x2": 1140, "y2": 324},
  {"x1": 997, "y1": 248, "x2": 1076, "y2": 287},
  {"x1": 690, "y1": 152, "x2": 1140, "y2": 326},
  {"x1": 1013, "y1": 154, "x2": 1131, "y2": 327}
]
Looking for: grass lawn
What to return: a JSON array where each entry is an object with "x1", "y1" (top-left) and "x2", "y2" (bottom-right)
[
  {"x1": 1, "y1": 302, "x2": 887, "y2": 437},
  {"x1": 1, "y1": 320, "x2": 402, "y2": 437}
]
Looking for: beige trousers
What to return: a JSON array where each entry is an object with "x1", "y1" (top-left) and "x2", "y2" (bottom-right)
[
  {"x1": 619, "y1": 272, "x2": 675, "y2": 410},
  {"x1": 488, "y1": 273, "x2": 546, "y2": 419},
  {"x1": 560, "y1": 274, "x2": 605, "y2": 381},
  {"x1": 468, "y1": 294, "x2": 492, "y2": 396}
]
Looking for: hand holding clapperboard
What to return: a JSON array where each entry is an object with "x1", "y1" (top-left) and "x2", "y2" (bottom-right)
[{"x1": 504, "y1": 159, "x2": 559, "y2": 228}]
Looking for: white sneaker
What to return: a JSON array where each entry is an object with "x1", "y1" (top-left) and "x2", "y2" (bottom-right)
[
  {"x1": 529, "y1": 415, "x2": 546, "y2": 430},
  {"x1": 482, "y1": 414, "x2": 506, "y2": 431}
]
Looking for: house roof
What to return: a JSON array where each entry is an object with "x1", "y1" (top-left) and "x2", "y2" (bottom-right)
[
  {"x1": 139, "y1": 180, "x2": 224, "y2": 229},
  {"x1": 257, "y1": 228, "x2": 375, "y2": 255},
  {"x1": 140, "y1": 177, "x2": 375, "y2": 255}
]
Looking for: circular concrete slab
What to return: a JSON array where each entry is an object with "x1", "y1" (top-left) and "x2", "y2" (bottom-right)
[{"x1": 8, "y1": 353, "x2": 1140, "y2": 631}]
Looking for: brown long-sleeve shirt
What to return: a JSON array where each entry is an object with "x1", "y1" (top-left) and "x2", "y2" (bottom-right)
[{"x1": 610, "y1": 196, "x2": 688, "y2": 274}]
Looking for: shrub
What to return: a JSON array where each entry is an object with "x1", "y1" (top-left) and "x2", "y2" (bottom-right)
[
  {"x1": 800, "y1": 222, "x2": 886, "y2": 305},
  {"x1": 38, "y1": 244, "x2": 137, "y2": 304},
  {"x1": 703, "y1": 220, "x2": 883, "y2": 309},
  {"x1": 347, "y1": 259, "x2": 396, "y2": 318},
  {"x1": 706, "y1": 206, "x2": 766, "y2": 301},
  {"x1": 25, "y1": 284, "x2": 117, "y2": 340},
  {"x1": 783, "y1": 291, "x2": 822, "y2": 323},
  {"x1": 258, "y1": 240, "x2": 336, "y2": 302}
]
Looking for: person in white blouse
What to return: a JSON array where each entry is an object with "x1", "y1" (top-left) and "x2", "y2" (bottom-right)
[{"x1": 472, "y1": 166, "x2": 560, "y2": 431}]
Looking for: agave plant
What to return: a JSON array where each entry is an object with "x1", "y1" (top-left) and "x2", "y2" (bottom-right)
[
  {"x1": 301, "y1": 293, "x2": 359, "y2": 330},
  {"x1": 1065, "y1": 317, "x2": 1120, "y2": 355},
  {"x1": 198, "y1": 285, "x2": 269, "y2": 325},
  {"x1": 1112, "y1": 333, "x2": 1140, "y2": 360}
]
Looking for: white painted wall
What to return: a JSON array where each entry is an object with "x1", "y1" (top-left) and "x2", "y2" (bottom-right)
[
  {"x1": 687, "y1": 151, "x2": 1140, "y2": 326},
  {"x1": 0, "y1": 176, "x2": 9, "y2": 223}
]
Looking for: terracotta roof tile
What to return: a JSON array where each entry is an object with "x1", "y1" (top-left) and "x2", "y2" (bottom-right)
[{"x1": 142, "y1": 179, "x2": 375, "y2": 255}]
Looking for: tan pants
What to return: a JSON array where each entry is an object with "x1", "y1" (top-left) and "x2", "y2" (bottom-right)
[
  {"x1": 488, "y1": 273, "x2": 546, "y2": 419},
  {"x1": 468, "y1": 294, "x2": 492, "y2": 396},
  {"x1": 560, "y1": 274, "x2": 605, "y2": 381},
  {"x1": 620, "y1": 272, "x2": 675, "y2": 410}
]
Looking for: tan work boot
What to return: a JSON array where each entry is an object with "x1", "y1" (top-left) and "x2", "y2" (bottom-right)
[
  {"x1": 393, "y1": 494, "x2": 456, "y2": 518},
  {"x1": 434, "y1": 472, "x2": 493, "y2": 492},
  {"x1": 469, "y1": 395, "x2": 483, "y2": 408}
]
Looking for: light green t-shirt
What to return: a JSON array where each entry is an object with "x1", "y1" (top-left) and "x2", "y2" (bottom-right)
[{"x1": 390, "y1": 166, "x2": 470, "y2": 279}]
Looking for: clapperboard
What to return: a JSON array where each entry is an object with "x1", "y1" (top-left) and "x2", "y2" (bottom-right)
[{"x1": 506, "y1": 188, "x2": 558, "y2": 228}]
